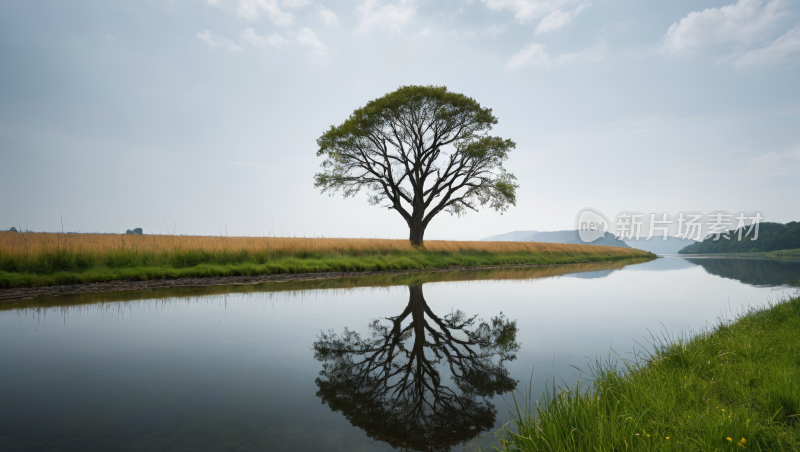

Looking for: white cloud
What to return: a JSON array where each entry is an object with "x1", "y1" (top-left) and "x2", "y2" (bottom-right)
[
  {"x1": 535, "y1": 4, "x2": 587, "y2": 34},
  {"x1": 480, "y1": 0, "x2": 585, "y2": 24},
  {"x1": 297, "y1": 27, "x2": 329, "y2": 63},
  {"x1": 555, "y1": 42, "x2": 607, "y2": 63},
  {"x1": 414, "y1": 27, "x2": 432, "y2": 39},
  {"x1": 736, "y1": 25, "x2": 800, "y2": 67},
  {"x1": 241, "y1": 27, "x2": 289, "y2": 49},
  {"x1": 236, "y1": 0, "x2": 295, "y2": 26},
  {"x1": 506, "y1": 43, "x2": 550, "y2": 69},
  {"x1": 196, "y1": 29, "x2": 242, "y2": 51},
  {"x1": 105, "y1": 33, "x2": 118, "y2": 43},
  {"x1": 281, "y1": 0, "x2": 310, "y2": 8},
  {"x1": 663, "y1": 0, "x2": 787, "y2": 53},
  {"x1": 354, "y1": 0, "x2": 416, "y2": 34},
  {"x1": 317, "y1": 5, "x2": 340, "y2": 26},
  {"x1": 747, "y1": 143, "x2": 800, "y2": 175},
  {"x1": 484, "y1": 25, "x2": 506, "y2": 37},
  {"x1": 197, "y1": 29, "x2": 221, "y2": 48},
  {"x1": 506, "y1": 42, "x2": 607, "y2": 70}
]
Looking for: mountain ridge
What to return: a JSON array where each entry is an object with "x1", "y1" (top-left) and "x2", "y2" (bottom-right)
[{"x1": 482, "y1": 230, "x2": 696, "y2": 253}]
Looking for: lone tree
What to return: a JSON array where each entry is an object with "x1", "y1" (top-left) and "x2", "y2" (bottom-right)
[{"x1": 314, "y1": 85, "x2": 518, "y2": 246}]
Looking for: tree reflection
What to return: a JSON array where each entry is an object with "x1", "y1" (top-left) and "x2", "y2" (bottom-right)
[{"x1": 312, "y1": 284, "x2": 520, "y2": 451}]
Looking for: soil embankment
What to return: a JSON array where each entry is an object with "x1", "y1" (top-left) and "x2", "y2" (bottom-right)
[{"x1": 0, "y1": 263, "x2": 554, "y2": 301}]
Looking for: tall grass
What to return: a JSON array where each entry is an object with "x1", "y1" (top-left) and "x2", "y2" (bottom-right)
[
  {"x1": 0, "y1": 231, "x2": 644, "y2": 258},
  {"x1": 493, "y1": 294, "x2": 800, "y2": 451},
  {"x1": 0, "y1": 232, "x2": 651, "y2": 288}
]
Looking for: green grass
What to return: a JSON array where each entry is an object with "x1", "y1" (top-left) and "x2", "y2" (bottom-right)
[
  {"x1": 0, "y1": 248, "x2": 652, "y2": 288},
  {"x1": 492, "y1": 294, "x2": 800, "y2": 451}
]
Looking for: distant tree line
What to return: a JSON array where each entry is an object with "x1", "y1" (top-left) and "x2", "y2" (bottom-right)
[
  {"x1": 678, "y1": 221, "x2": 800, "y2": 254},
  {"x1": 4, "y1": 227, "x2": 145, "y2": 235}
]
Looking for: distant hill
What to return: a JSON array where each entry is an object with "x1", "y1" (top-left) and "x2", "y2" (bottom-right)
[
  {"x1": 481, "y1": 229, "x2": 692, "y2": 253},
  {"x1": 624, "y1": 236, "x2": 697, "y2": 254},
  {"x1": 481, "y1": 230, "x2": 538, "y2": 241},
  {"x1": 678, "y1": 221, "x2": 800, "y2": 254},
  {"x1": 528, "y1": 230, "x2": 630, "y2": 248}
]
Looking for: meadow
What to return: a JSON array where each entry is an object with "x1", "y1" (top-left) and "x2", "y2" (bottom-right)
[
  {"x1": 0, "y1": 232, "x2": 651, "y2": 288},
  {"x1": 492, "y1": 293, "x2": 800, "y2": 452}
]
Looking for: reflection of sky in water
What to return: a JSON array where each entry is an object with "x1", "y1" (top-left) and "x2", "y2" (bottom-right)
[{"x1": 0, "y1": 258, "x2": 798, "y2": 451}]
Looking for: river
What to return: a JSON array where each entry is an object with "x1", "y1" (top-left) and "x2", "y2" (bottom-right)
[{"x1": 1, "y1": 256, "x2": 799, "y2": 451}]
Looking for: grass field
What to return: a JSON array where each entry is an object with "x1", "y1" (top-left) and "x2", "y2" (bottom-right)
[
  {"x1": 0, "y1": 232, "x2": 652, "y2": 288},
  {"x1": 491, "y1": 293, "x2": 800, "y2": 452}
]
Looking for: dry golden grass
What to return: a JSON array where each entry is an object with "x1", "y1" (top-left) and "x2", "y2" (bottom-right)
[
  {"x1": 0, "y1": 231, "x2": 642, "y2": 258},
  {"x1": 0, "y1": 231, "x2": 651, "y2": 288}
]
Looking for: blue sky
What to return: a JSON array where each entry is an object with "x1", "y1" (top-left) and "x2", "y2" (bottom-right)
[{"x1": 1, "y1": 0, "x2": 799, "y2": 239}]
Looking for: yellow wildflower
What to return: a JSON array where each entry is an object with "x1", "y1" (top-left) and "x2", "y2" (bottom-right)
[
  {"x1": 666, "y1": 437, "x2": 670, "y2": 439},
  {"x1": 727, "y1": 437, "x2": 733, "y2": 442},
  {"x1": 740, "y1": 438, "x2": 746, "y2": 445}
]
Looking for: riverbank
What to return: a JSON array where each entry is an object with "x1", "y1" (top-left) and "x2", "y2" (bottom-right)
[
  {"x1": 0, "y1": 232, "x2": 651, "y2": 290},
  {"x1": 0, "y1": 259, "x2": 652, "y2": 303},
  {"x1": 493, "y1": 293, "x2": 800, "y2": 451}
]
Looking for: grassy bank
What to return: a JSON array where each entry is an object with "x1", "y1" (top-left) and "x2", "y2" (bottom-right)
[
  {"x1": 494, "y1": 294, "x2": 800, "y2": 451},
  {"x1": 0, "y1": 232, "x2": 651, "y2": 288}
]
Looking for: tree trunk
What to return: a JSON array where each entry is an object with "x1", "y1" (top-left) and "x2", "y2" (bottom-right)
[{"x1": 409, "y1": 222, "x2": 426, "y2": 247}]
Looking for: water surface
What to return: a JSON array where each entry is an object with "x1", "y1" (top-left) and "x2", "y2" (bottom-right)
[{"x1": 1, "y1": 257, "x2": 799, "y2": 451}]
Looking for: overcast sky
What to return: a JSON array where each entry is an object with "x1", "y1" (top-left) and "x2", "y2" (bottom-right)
[{"x1": 1, "y1": 0, "x2": 799, "y2": 239}]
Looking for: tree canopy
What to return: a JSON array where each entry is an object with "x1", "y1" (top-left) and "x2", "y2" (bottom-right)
[
  {"x1": 314, "y1": 85, "x2": 518, "y2": 245},
  {"x1": 678, "y1": 221, "x2": 800, "y2": 254}
]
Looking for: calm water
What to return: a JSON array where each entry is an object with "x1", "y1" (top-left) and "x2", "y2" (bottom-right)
[{"x1": 1, "y1": 257, "x2": 799, "y2": 451}]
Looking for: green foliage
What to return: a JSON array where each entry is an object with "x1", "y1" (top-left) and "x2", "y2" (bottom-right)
[
  {"x1": 0, "y1": 247, "x2": 651, "y2": 288},
  {"x1": 679, "y1": 221, "x2": 800, "y2": 254},
  {"x1": 490, "y1": 294, "x2": 800, "y2": 451},
  {"x1": 314, "y1": 85, "x2": 519, "y2": 243},
  {"x1": 125, "y1": 228, "x2": 143, "y2": 235}
]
